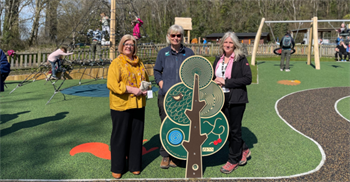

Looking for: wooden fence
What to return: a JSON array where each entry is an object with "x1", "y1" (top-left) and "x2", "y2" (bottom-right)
[{"x1": 5, "y1": 44, "x2": 337, "y2": 70}]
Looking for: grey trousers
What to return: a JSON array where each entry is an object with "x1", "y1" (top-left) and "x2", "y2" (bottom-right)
[
  {"x1": 90, "y1": 42, "x2": 102, "y2": 60},
  {"x1": 280, "y1": 49, "x2": 291, "y2": 69}
]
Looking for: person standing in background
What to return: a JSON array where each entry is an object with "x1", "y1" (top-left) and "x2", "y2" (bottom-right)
[
  {"x1": 100, "y1": 12, "x2": 110, "y2": 40},
  {"x1": 279, "y1": 30, "x2": 295, "y2": 72}
]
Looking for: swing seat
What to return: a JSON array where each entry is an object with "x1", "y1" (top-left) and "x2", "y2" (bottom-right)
[{"x1": 273, "y1": 48, "x2": 296, "y2": 55}]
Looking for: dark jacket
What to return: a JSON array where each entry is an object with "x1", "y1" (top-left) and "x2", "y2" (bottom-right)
[
  {"x1": 337, "y1": 44, "x2": 347, "y2": 53},
  {"x1": 0, "y1": 49, "x2": 10, "y2": 74},
  {"x1": 154, "y1": 45, "x2": 195, "y2": 96},
  {"x1": 213, "y1": 54, "x2": 252, "y2": 104},
  {"x1": 280, "y1": 33, "x2": 295, "y2": 49}
]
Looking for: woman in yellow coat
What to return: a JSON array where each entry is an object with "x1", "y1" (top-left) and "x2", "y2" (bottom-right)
[{"x1": 107, "y1": 34, "x2": 149, "y2": 179}]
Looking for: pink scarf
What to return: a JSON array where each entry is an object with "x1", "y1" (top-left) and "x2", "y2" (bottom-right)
[{"x1": 215, "y1": 52, "x2": 235, "y2": 79}]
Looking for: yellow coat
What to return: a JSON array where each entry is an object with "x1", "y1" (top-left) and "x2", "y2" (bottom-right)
[{"x1": 107, "y1": 55, "x2": 149, "y2": 111}]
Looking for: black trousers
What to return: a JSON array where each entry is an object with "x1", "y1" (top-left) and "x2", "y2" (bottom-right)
[
  {"x1": 0, "y1": 73, "x2": 9, "y2": 92},
  {"x1": 110, "y1": 108, "x2": 145, "y2": 173},
  {"x1": 223, "y1": 93, "x2": 249, "y2": 164},
  {"x1": 157, "y1": 94, "x2": 171, "y2": 157},
  {"x1": 339, "y1": 52, "x2": 348, "y2": 60}
]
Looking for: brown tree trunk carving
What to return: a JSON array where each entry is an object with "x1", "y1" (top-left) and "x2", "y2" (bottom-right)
[{"x1": 183, "y1": 74, "x2": 208, "y2": 178}]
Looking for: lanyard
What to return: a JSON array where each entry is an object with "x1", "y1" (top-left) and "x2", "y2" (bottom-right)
[{"x1": 221, "y1": 61, "x2": 228, "y2": 78}]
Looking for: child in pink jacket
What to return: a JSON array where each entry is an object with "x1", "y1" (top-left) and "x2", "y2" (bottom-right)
[
  {"x1": 132, "y1": 16, "x2": 143, "y2": 40},
  {"x1": 48, "y1": 46, "x2": 73, "y2": 79}
]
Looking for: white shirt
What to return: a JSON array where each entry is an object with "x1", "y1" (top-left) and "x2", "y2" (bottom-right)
[{"x1": 215, "y1": 62, "x2": 230, "y2": 93}]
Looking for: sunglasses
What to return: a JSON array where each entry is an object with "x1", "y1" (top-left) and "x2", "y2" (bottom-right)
[
  {"x1": 123, "y1": 43, "x2": 135, "y2": 47},
  {"x1": 170, "y1": 34, "x2": 182, "y2": 38}
]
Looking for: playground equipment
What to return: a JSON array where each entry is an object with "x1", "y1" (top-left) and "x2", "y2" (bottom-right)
[
  {"x1": 174, "y1": 17, "x2": 192, "y2": 44},
  {"x1": 160, "y1": 56, "x2": 229, "y2": 178},
  {"x1": 9, "y1": 62, "x2": 51, "y2": 94},
  {"x1": 252, "y1": 17, "x2": 350, "y2": 70}
]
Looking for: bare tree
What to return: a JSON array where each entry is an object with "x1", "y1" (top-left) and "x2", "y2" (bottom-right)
[
  {"x1": 28, "y1": 0, "x2": 46, "y2": 46},
  {"x1": 0, "y1": 0, "x2": 5, "y2": 37},
  {"x1": 44, "y1": 0, "x2": 59, "y2": 44},
  {"x1": 3, "y1": 0, "x2": 21, "y2": 46}
]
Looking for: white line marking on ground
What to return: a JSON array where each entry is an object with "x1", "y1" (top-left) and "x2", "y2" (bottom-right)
[
  {"x1": 273, "y1": 87, "x2": 327, "y2": 179},
  {"x1": 334, "y1": 95, "x2": 350, "y2": 122}
]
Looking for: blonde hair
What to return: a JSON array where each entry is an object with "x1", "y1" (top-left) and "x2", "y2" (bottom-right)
[
  {"x1": 100, "y1": 12, "x2": 106, "y2": 16},
  {"x1": 166, "y1": 24, "x2": 184, "y2": 44},
  {"x1": 219, "y1": 32, "x2": 244, "y2": 61},
  {"x1": 118, "y1": 34, "x2": 137, "y2": 55}
]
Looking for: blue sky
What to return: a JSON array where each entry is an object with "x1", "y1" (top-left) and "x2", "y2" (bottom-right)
[{"x1": 1, "y1": 0, "x2": 113, "y2": 39}]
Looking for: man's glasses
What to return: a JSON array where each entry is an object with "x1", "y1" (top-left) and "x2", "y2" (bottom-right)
[
  {"x1": 170, "y1": 34, "x2": 182, "y2": 38},
  {"x1": 123, "y1": 43, "x2": 135, "y2": 47}
]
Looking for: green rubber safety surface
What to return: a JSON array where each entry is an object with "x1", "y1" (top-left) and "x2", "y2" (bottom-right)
[
  {"x1": 1, "y1": 60, "x2": 349, "y2": 180},
  {"x1": 337, "y1": 96, "x2": 350, "y2": 120}
]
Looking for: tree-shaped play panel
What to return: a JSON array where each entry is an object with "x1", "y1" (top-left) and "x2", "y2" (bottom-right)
[{"x1": 160, "y1": 56, "x2": 229, "y2": 178}]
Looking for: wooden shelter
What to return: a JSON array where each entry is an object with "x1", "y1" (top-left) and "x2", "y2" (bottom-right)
[{"x1": 175, "y1": 17, "x2": 192, "y2": 44}]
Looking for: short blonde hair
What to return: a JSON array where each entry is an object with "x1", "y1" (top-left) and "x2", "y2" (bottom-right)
[
  {"x1": 166, "y1": 24, "x2": 184, "y2": 44},
  {"x1": 118, "y1": 34, "x2": 137, "y2": 56},
  {"x1": 219, "y1": 32, "x2": 244, "y2": 61}
]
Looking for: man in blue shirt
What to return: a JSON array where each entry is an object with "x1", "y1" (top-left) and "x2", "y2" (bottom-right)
[{"x1": 202, "y1": 37, "x2": 208, "y2": 54}]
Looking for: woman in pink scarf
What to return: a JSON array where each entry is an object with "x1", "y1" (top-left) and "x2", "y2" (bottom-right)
[
  {"x1": 131, "y1": 16, "x2": 143, "y2": 40},
  {"x1": 212, "y1": 32, "x2": 252, "y2": 174}
]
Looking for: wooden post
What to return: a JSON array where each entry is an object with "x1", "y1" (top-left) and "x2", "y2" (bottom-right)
[
  {"x1": 110, "y1": 0, "x2": 116, "y2": 61},
  {"x1": 307, "y1": 18, "x2": 313, "y2": 65},
  {"x1": 313, "y1": 17, "x2": 320, "y2": 70},
  {"x1": 24, "y1": 55, "x2": 27, "y2": 67},
  {"x1": 38, "y1": 51, "x2": 42, "y2": 65},
  {"x1": 20, "y1": 55, "x2": 23, "y2": 68},
  {"x1": 251, "y1": 18, "x2": 265, "y2": 66},
  {"x1": 188, "y1": 31, "x2": 190, "y2": 44}
]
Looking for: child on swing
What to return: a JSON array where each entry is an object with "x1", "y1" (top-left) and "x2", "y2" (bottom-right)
[
  {"x1": 47, "y1": 46, "x2": 73, "y2": 79},
  {"x1": 131, "y1": 16, "x2": 143, "y2": 40}
]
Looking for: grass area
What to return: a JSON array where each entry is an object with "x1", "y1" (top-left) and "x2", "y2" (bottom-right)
[
  {"x1": 337, "y1": 97, "x2": 350, "y2": 120},
  {"x1": 0, "y1": 60, "x2": 349, "y2": 180}
]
